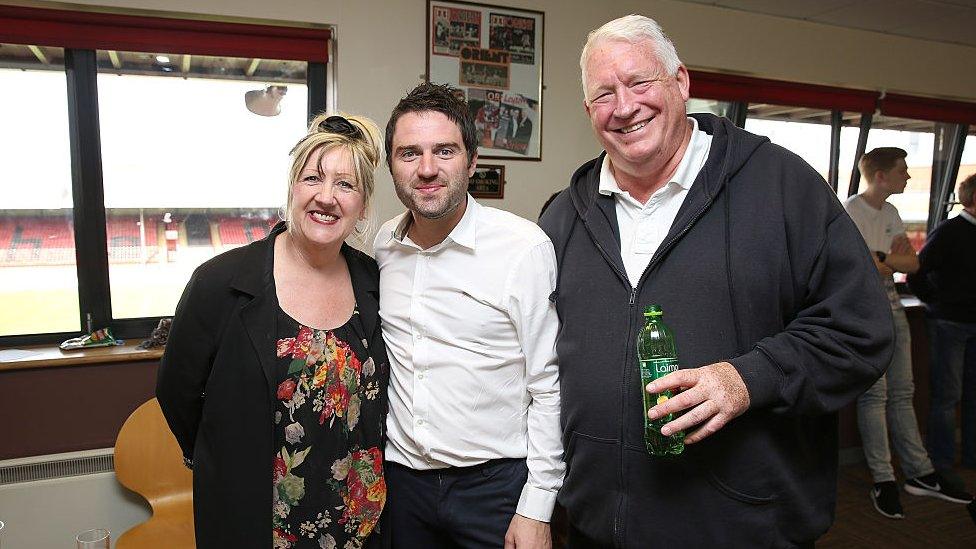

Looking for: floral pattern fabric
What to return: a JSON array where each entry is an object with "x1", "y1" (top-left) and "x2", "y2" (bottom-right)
[{"x1": 272, "y1": 308, "x2": 386, "y2": 549}]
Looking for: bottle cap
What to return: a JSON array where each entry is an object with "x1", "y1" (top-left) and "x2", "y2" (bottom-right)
[{"x1": 643, "y1": 304, "x2": 663, "y2": 317}]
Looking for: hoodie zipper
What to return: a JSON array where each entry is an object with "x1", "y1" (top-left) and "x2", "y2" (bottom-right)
[
  {"x1": 595, "y1": 196, "x2": 714, "y2": 548},
  {"x1": 579, "y1": 194, "x2": 713, "y2": 548},
  {"x1": 578, "y1": 217, "x2": 633, "y2": 548},
  {"x1": 635, "y1": 198, "x2": 714, "y2": 290},
  {"x1": 569, "y1": 118, "x2": 741, "y2": 546}
]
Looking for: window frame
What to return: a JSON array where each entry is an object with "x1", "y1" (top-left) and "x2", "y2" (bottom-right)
[
  {"x1": 0, "y1": 6, "x2": 331, "y2": 345},
  {"x1": 688, "y1": 69, "x2": 976, "y2": 294}
]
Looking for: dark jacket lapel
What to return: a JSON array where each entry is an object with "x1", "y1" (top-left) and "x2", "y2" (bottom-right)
[
  {"x1": 573, "y1": 154, "x2": 629, "y2": 286},
  {"x1": 343, "y1": 244, "x2": 380, "y2": 343},
  {"x1": 232, "y1": 222, "x2": 285, "y2": 403}
]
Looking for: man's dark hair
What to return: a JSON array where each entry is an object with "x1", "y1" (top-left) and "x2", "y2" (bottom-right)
[
  {"x1": 385, "y1": 82, "x2": 478, "y2": 169},
  {"x1": 859, "y1": 147, "x2": 907, "y2": 183}
]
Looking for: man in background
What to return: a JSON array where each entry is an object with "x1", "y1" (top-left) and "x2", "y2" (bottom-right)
[
  {"x1": 844, "y1": 147, "x2": 972, "y2": 519},
  {"x1": 909, "y1": 173, "x2": 976, "y2": 485}
]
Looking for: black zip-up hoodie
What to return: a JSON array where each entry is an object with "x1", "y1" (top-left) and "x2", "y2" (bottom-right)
[{"x1": 539, "y1": 114, "x2": 892, "y2": 548}]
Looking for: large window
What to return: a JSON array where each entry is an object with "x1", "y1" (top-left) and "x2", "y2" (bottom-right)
[
  {"x1": 0, "y1": 6, "x2": 330, "y2": 343},
  {"x1": 681, "y1": 70, "x2": 976, "y2": 297},
  {"x1": 745, "y1": 104, "x2": 833, "y2": 180},
  {"x1": 0, "y1": 45, "x2": 78, "y2": 336},
  {"x1": 97, "y1": 51, "x2": 308, "y2": 319},
  {"x1": 742, "y1": 105, "x2": 867, "y2": 201}
]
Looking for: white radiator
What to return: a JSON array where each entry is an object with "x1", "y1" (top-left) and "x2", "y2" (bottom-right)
[{"x1": 0, "y1": 449, "x2": 150, "y2": 549}]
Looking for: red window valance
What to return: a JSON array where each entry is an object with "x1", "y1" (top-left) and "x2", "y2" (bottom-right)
[
  {"x1": 0, "y1": 5, "x2": 330, "y2": 62},
  {"x1": 689, "y1": 70, "x2": 878, "y2": 113},
  {"x1": 881, "y1": 93, "x2": 976, "y2": 126}
]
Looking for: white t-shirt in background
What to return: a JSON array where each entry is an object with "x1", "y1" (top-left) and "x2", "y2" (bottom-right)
[{"x1": 843, "y1": 194, "x2": 905, "y2": 309}]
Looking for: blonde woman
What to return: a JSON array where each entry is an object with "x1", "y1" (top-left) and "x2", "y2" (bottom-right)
[{"x1": 157, "y1": 113, "x2": 388, "y2": 548}]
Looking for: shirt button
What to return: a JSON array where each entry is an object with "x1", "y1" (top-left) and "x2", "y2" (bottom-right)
[
  {"x1": 418, "y1": 372, "x2": 425, "y2": 380},
  {"x1": 416, "y1": 418, "x2": 424, "y2": 425},
  {"x1": 415, "y1": 334, "x2": 423, "y2": 340}
]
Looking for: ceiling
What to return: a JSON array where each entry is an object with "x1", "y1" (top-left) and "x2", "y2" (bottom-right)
[{"x1": 675, "y1": 0, "x2": 976, "y2": 48}]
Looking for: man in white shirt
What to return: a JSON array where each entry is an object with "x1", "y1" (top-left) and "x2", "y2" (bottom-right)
[
  {"x1": 375, "y1": 82, "x2": 563, "y2": 549},
  {"x1": 844, "y1": 147, "x2": 971, "y2": 519}
]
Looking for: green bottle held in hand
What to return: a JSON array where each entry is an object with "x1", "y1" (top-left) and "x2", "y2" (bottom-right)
[{"x1": 637, "y1": 304, "x2": 684, "y2": 456}]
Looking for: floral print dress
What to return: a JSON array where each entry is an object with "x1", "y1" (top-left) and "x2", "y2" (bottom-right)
[{"x1": 272, "y1": 306, "x2": 386, "y2": 549}]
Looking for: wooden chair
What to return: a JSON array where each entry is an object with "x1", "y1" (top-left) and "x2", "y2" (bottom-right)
[{"x1": 115, "y1": 398, "x2": 195, "y2": 548}]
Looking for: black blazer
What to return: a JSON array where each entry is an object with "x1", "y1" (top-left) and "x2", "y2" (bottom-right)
[{"x1": 156, "y1": 222, "x2": 388, "y2": 548}]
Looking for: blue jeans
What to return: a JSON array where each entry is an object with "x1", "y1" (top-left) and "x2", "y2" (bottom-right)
[
  {"x1": 857, "y1": 309, "x2": 934, "y2": 483},
  {"x1": 926, "y1": 318, "x2": 976, "y2": 470}
]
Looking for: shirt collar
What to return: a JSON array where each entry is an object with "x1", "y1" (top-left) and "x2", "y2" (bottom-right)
[
  {"x1": 960, "y1": 209, "x2": 976, "y2": 226},
  {"x1": 447, "y1": 195, "x2": 478, "y2": 249},
  {"x1": 598, "y1": 116, "x2": 704, "y2": 198},
  {"x1": 390, "y1": 210, "x2": 412, "y2": 242},
  {"x1": 390, "y1": 194, "x2": 479, "y2": 250}
]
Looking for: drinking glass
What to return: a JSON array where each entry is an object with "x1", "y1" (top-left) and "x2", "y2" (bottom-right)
[{"x1": 76, "y1": 528, "x2": 110, "y2": 549}]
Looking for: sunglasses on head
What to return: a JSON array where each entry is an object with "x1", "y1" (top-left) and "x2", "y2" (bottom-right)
[{"x1": 319, "y1": 115, "x2": 364, "y2": 140}]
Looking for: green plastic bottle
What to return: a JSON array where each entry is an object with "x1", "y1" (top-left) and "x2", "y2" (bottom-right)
[{"x1": 637, "y1": 304, "x2": 684, "y2": 456}]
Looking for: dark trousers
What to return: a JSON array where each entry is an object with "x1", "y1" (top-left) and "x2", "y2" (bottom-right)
[
  {"x1": 927, "y1": 318, "x2": 976, "y2": 469},
  {"x1": 386, "y1": 458, "x2": 527, "y2": 549}
]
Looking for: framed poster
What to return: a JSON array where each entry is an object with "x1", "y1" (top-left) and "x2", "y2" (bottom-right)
[
  {"x1": 427, "y1": 0, "x2": 543, "y2": 160},
  {"x1": 468, "y1": 164, "x2": 505, "y2": 198}
]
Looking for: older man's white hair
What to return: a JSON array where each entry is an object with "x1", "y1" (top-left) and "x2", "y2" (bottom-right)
[{"x1": 579, "y1": 14, "x2": 682, "y2": 99}]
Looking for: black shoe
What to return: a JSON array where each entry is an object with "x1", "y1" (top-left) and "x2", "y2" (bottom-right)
[
  {"x1": 871, "y1": 481, "x2": 905, "y2": 519},
  {"x1": 904, "y1": 472, "x2": 974, "y2": 504},
  {"x1": 937, "y1": 468, "x2": 967, "y2": 491}
]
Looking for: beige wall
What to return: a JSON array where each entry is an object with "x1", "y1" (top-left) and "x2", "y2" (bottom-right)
[{"x1": 52, "y1": 0, "x2": 976, "y2": 225}]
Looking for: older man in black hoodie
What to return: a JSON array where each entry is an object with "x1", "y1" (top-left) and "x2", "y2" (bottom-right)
[{"x1": 539, "y1": 14, "x2": 893, "y2": 548}]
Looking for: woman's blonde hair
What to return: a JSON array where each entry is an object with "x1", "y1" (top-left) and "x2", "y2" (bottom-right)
[{"x1": 284, "y1": 112, "x2": 383, "y2": 239}]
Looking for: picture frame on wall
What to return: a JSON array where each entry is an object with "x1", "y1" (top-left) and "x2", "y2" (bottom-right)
[
  {"x1": 427, "y1": 0, "x2": 544, "y2": 161},
  {"x1": 468, "y1": 164, "x2": 505, "y2": 198}
]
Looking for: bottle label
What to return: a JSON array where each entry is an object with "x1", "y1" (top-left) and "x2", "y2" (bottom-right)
[{"x1": 639, "y1": 357, "x2": 678, "y2": 381}]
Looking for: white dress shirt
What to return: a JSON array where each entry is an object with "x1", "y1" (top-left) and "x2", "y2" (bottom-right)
[
  {"x1": 374, "y1": 196, "x2": 564, "y2": 521},
  {"x1": 599, "y1": 117, "x2": 712, "y2": 287}
]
